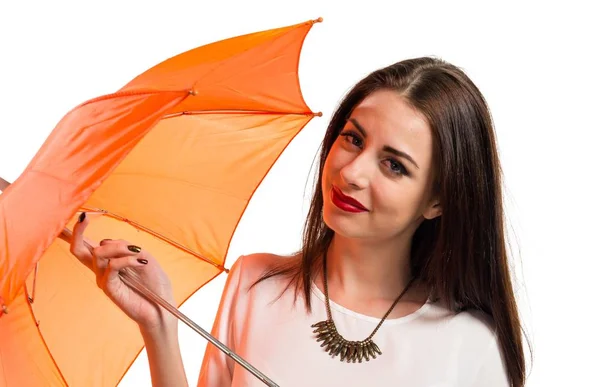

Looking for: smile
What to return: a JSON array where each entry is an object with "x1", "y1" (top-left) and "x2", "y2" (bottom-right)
[{"x1": 330, "y1": 186, "x2": 369, "y2": 213}]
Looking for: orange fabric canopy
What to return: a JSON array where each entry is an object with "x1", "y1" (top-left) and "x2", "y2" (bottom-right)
[{"x1": 0, "y1": 18, "x2": 321, "y2": 386}]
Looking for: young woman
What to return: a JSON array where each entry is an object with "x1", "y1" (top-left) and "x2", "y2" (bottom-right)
[{"x1": 71, "y1": 57, "x2": 527, "y2": 386}]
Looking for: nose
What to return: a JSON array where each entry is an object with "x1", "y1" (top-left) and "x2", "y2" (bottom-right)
[{"x1": 339, "y1": 153, "x2": 371, "y2": 190}]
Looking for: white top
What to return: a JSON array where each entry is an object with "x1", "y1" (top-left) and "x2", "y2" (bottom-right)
[{"x1": 197, "y1": 253, "x2": 509, "y2": 387}]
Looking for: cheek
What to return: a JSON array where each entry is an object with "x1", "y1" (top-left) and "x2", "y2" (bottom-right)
[
  {"x1": 372, "y1": 180, "x2": 424, "y2": 222},
  {"x1": 322, "y1": 144, "x2": 345, "y2": 179}
]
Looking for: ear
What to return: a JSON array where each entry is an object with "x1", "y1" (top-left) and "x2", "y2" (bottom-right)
[{"x1": 423, "y1": 201, "x2": 442, "y2": 220}]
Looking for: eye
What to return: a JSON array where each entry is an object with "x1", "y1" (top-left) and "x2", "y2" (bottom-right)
[
  {"x1": 383, "y1": 158, "x2": 409, "y2": 176},
  {"x1": 339, "y1": 130, "x2": 363, "y2": 148}
]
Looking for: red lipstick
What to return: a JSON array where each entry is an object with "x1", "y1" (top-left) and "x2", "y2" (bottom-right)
[{"x1": 330, "y1": 186, "x2": 368, "y2": 213}]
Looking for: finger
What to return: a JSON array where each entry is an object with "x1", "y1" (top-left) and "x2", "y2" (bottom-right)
[
  {"x1": 99, "y1": 238, "x2": 114, "y2": 246},
  {"x1": 98, "y1": 238, "x2": 133, "y2": 246},
  {"x1": 70, "y1": 212, "x2": 93, "y2": 269},
  {"x1": 93, "y1": 241, "x2": 146, "y2": 274},
  {"x1": 93, "y1": 241, "x2": 145, "y2": 261},
  {"x1": 93, "y1": 253, "x2": 110, "y2": 272},
  {"x1": 102, "y1": 255, "x2": 149, "y2": 290},
  {"x1": 94, "y1": 239, "x2": 126, "y2": 270},
  {"x1": 71, "y1": 212, "x2": 88, "y2": 249},
  {"x1": 99, "y1": 238, "x2": 135, "y2": 247}
]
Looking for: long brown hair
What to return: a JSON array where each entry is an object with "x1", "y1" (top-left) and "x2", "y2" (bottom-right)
[{"x1": 254, "y1": 57, "x2": 528, "y2": 386}]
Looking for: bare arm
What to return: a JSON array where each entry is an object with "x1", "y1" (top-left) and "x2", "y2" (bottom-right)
[
  {"x1": 141, "y1": 317, "x2": 189, "y2": 387},
  {"x1": 68, "y1": 213, "x2": 191, "y2": 386}
]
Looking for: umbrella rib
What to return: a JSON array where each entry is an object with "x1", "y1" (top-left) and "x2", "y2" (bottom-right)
[
  {"x1": 24, "y1": 290, "x2": 70, "y2": 386},
  {"x1": 163, "y1": 109, "x2": 322, "y2": 119},
  {"x1": 26, "y1": 262, "x2": 39, "y2": 303},
  {"x1": 85, "y1": 208, "x2": 228, "y2": 273}
]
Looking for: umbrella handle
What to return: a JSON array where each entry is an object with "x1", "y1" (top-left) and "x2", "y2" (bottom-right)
[{"x1": 59, "y1": 227, "x2": 280, "y2": 387}]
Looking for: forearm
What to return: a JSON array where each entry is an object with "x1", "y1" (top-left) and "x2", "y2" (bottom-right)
[{"x1": 141, "y1": 320, "x2": 189, "y2": 387}]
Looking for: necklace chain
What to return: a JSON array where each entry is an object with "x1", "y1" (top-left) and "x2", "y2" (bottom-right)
[{"x1": 311, "y1": 252, "x2": 416, "y2": 363}]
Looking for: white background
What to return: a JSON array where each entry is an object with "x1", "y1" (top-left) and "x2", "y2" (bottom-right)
[{"x1": 1, "y1": 1, "x2": 598, "y2": 386}]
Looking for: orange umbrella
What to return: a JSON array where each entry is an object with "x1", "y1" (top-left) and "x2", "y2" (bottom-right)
[{"x1": 0, "y1": 18, "x2": 321, "y2": 386}]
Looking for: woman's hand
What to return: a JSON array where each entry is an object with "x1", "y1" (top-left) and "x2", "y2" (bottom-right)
[{"x1": 69, "y1": 212, "x2": 175, "y2": 332}]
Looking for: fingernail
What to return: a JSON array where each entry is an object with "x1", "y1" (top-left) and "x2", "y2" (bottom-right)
[
  {"x1": 137, "y1": 259, "x2": 148, "y2": 264},
  {"x1": 128, "y1": 245, "x2": 142, "y2": 253},
  {"x1": 78, "y1": 212, "x2": 86, "y2": 223},
  {"x1": 99, "y1": 239, "x2": 112, "y2": 245}
]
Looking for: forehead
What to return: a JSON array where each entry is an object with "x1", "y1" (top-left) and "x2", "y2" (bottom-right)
[{"x1": 349, "y1": 89, "x2": 433, "y2": 159}]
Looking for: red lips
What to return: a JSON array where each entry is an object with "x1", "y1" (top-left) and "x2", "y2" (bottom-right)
[{"x1": 331, "y1": 186, "x2": 368, "y2": 213}]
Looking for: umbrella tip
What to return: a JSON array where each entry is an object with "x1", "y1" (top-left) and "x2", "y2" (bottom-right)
[
  {"x1": 315, "y1": 111, "x2": 323, "y2": 117},
  {"x1": 0, "y1": 176, "x2": 10, "y2": 192},
  {"x1": 312, "y1": 17, "x2": 323, "y2": 24}
]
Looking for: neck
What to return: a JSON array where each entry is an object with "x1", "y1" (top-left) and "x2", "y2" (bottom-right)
[{"x1": 324, "y1": 233, "x2": 415, "y2": 301}]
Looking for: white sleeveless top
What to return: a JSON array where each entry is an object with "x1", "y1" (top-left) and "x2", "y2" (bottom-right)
[{"x1": 197, "y1": 253, "x2": 510, "y2": 387}]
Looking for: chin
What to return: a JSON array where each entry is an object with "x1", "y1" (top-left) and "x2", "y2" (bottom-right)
[{"x1": 322, "y1": 201, "x2": 368, "y2": 239}]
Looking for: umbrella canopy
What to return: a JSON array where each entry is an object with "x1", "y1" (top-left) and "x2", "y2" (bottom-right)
[{"x1": 0, "y1": 18, "x2": 321, "y2": 387}]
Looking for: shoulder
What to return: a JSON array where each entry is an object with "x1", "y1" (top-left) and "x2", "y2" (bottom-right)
[
  {"x1": 426, "y1": 304, "x2": 509, "y2": 385},
  {"x1": 449, "y1": 308, "x2": 497, "y2": 343},
  {"x1": 423, "y1": 303, "x2": 502, "y2": 358},
  {"x1": 226, "y1": 251, "x2": 300, "y2": 290},
  {"x1": 454, "y1": 311, "x2": 509, "y2": 386},
  {"x1": 426, "y1": 301, "x2": 497, "y2": 344}
]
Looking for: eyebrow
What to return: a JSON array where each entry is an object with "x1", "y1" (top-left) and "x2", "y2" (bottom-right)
[{"x1": 348, "y1": 118, "x2": 420, "y2": 169}]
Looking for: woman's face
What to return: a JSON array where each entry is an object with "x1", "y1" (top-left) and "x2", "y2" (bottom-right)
[{"x1": 322, "y1": 89, "x2": 441, "y2": 242}]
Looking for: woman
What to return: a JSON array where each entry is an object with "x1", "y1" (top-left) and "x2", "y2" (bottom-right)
[{"x1": 70, "y1": 57, "x2": 527, "y2": 386}]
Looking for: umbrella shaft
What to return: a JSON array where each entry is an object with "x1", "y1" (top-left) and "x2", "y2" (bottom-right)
[{"x1": 118, "y1": 268, "x2": 280, "y2": 387}]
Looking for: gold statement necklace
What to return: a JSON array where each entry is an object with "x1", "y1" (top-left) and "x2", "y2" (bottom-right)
[{"x1": 311, "y1": 253, "x2": 416, "y2": 363}]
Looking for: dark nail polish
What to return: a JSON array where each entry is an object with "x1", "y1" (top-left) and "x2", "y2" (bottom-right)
[
  {"x1": 128, "y1": 245, "x2": 142, "y2": 253},
  {"x1": 78, "y1": 212, "x2": 86, "y2": 223},
  {"x1": 137, "y1": 259, "x2": 148, "y2": 265}
]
